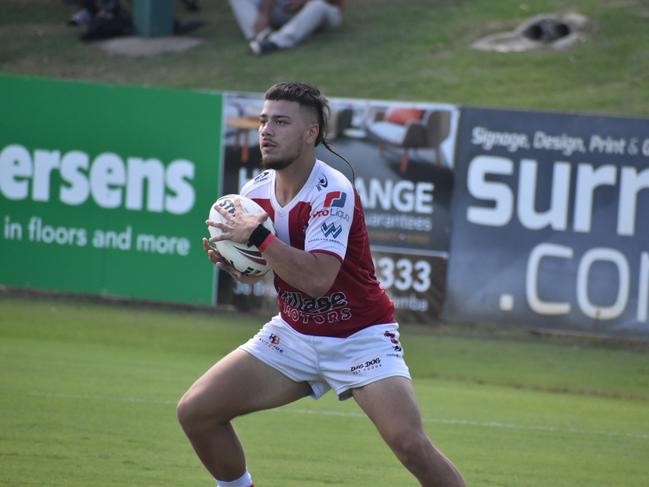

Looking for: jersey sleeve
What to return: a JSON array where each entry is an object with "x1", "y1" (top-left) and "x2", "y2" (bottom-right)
[{"x1": 304, "y1": 181, "x2": 355, "y2": 261}]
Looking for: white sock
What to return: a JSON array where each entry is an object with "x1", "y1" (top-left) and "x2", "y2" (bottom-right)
[{"x1": 216, "y1": 470, "x2": 253, "y2": 487}]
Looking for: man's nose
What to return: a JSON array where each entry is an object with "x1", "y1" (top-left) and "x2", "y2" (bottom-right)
[{"x1": 259, "y1": 121, "x2": 271, "y2": 136}]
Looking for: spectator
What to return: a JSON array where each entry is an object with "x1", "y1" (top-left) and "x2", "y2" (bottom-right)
[
  {"x1": 228, "y1": 0, "x2": 344, "y2": 55},
  {"x1": 66, "y1": 0, "x2": 131, "y2": 40},
  {"x1": 66, "y1": 0, "x2": 202, "y2": 40}
]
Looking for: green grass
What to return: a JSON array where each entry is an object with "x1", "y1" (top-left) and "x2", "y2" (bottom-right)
[
  {"x1": 2, "y1": 0, "x2": 649, "y2": 116},
  {"x1": 1, "y1": 295, "x2": 648, "y2": 486}
]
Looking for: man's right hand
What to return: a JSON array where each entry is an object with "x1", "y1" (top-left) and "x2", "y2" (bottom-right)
[{"x1": 202, "y1": 237, "x2": 243, "y2": 280}]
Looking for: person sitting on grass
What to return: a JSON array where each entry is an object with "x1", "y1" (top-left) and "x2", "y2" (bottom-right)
[{"x1": 228, "y1": 0, "x2": 344, "y2": 55}]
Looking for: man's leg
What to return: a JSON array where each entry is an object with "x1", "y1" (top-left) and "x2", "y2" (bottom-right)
[
  {"x1": 353, "y1": 376, "x2": 465, "y2": 487},
  {"x1": 177, "y1": 348, "x2": 312, "y2": 482},
  {"x1": 269, "y1": 0, "x2": 342, "y2": 48},
  {"x1": 228, "y1": 0, "x2": 262, "y2": 40}
]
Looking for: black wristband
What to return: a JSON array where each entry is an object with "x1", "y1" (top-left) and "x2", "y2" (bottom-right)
[{"x1": 247, "y1": 224, "x2": 271, "y2": 248}]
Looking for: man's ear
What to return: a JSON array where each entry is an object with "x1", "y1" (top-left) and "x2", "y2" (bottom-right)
[{"x1": 305, "y1": 123, "x2": 319, "y2": 145}]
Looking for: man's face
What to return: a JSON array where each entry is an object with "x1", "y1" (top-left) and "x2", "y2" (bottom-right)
[{"x1": 258, "y1": 99, "x2": 317, "y2": 170}]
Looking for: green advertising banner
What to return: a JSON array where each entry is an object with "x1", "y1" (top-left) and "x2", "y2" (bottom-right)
[{"x1": 0, "y1": 75, "x2": 222, "y2": 305}]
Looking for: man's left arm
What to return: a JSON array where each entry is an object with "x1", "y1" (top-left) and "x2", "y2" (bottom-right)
[{"x1": 259, "y1": 238, "x2": 341, "y2": 297}]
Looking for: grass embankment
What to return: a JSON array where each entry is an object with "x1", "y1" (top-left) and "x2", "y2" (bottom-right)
[{"x1": 1, "y1": 0, "x2": 647, "y2": 116}]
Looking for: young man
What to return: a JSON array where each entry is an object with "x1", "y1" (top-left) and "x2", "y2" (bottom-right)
[
  {"x1": 228, "y1": 0, "x2": 344, "y2": 55},
  {"x1": 177, "y1": 82, "x2": 465, "y2": 487}
]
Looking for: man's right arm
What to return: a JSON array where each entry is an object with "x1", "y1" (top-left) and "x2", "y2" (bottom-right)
[{"x1": 202, "y1": 237, "x2": 265, "y2": 285}]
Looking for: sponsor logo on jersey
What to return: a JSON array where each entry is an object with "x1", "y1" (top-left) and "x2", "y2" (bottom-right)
[
  {"x1": 312, "y1": 208, "x2": 351, "y2": 222},
  {"x1": 254, "y1": 170, "x2": 271, "y2": 183},
  {"x1": 279, "y1": 290, "x2": 353, "y2": 325},
  {"x1": 269, "y1": 334, "x2": 281, "y2": 345},
  {"x1": 321, "y1": 221, "x2": 343, "y2": 238},
  {"x1": 316, "y1": 174, "x2": 329, "y2": 191},
  {"x1": 312, "y1": 192, "x2": 351, "y2": 222},
  {"x1": 324, "y1": 191, "x2": 346, "y2": 208},
  {"x1": 280, "y1": 290, "x2": 348, "y2": 312}
]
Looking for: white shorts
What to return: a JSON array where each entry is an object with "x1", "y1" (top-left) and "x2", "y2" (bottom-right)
[{"x1": 239, "y1": 315, "x2": 411, "y2": 400}]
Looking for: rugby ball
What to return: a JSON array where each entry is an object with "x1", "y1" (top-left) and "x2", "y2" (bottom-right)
[{"x1": 207, "y1": 194, "x2": 275, "y2": 276}]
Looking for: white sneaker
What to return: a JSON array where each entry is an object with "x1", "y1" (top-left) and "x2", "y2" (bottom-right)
[{"x1": 249, "y1": 39, "x2": 279, "y2": 56}]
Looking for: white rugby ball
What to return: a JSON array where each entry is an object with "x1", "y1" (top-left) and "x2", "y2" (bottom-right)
[{"x1": 207, "y1": 194, "x2": 275, "y2": 276}]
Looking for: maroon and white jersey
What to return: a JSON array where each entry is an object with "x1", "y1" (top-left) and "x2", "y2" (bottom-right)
[{"x1": 241, "y1": 159, "x2": 395, "y2": 338}]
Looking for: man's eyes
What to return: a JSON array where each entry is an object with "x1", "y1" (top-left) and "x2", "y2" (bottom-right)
[{"x1": 259, "y1": 118, "x2": 289, "y2": 126}]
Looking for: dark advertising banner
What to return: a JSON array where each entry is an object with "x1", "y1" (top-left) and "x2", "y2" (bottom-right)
[
  {"x1": 216, "y1": 93, "x2": 459, "y2": 322},
  {"x1": 446, "y1": 107, "x2": 649, "y2": 336}
]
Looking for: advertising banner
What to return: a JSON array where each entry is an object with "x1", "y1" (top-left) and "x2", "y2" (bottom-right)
[
  {"x1": 217, "y1": 92, "x2": 459, "y2": 322},
  {"x1": 0, "y1": 75, "x2": 222, "y2": 305},
  {"x1": 446, "y1": 107, "x2": 649, "y2": 336}
]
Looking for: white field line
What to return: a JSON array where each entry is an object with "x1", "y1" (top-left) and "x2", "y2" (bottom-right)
[{"x1": 28, "y1": 391, "x2": 649, "y2": 441}]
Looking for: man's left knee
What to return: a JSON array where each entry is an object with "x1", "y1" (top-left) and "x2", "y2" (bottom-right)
[
  {"x1": 389, "y1": 430, "x2": 432, "y2": 465},
  {"x1": 306, "y1": 0, "x2": 328, "y2": 8},
  {"x1": 303, "y1": 0, "x2": 342, "y2": 23}
]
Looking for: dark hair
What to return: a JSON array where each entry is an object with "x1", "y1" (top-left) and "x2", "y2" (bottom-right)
[
  {"x1": 264, "y1": 82, "x2": 330, "y2": 146},
  {"x1": 265, "y1": 82, "x2": 355, "y2": 181}
]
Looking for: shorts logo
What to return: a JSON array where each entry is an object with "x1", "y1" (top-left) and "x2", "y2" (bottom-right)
[
  {"x1": 384, "y1": 331, "x2": 402, "y2": 352},
  {"x1": 350, "y1": 357, "x2": 382, "y2": 374},
  {"x1": 321, "y1": 222, "x2": 343, "y2": 238},
  {"x1": 324, "y1": 191, "x2": 346, "y2": 208},
  {"x1": 259, "y1": 333, "x2": 284, "y2": 353}
]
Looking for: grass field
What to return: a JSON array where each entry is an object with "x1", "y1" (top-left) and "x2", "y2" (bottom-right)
[
  {"x1": 1, "y1": 295, "x2": 648, "y2": 486},
  {"x1": 2, "y1": 0, "x2": 649, "y2": 116}
]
